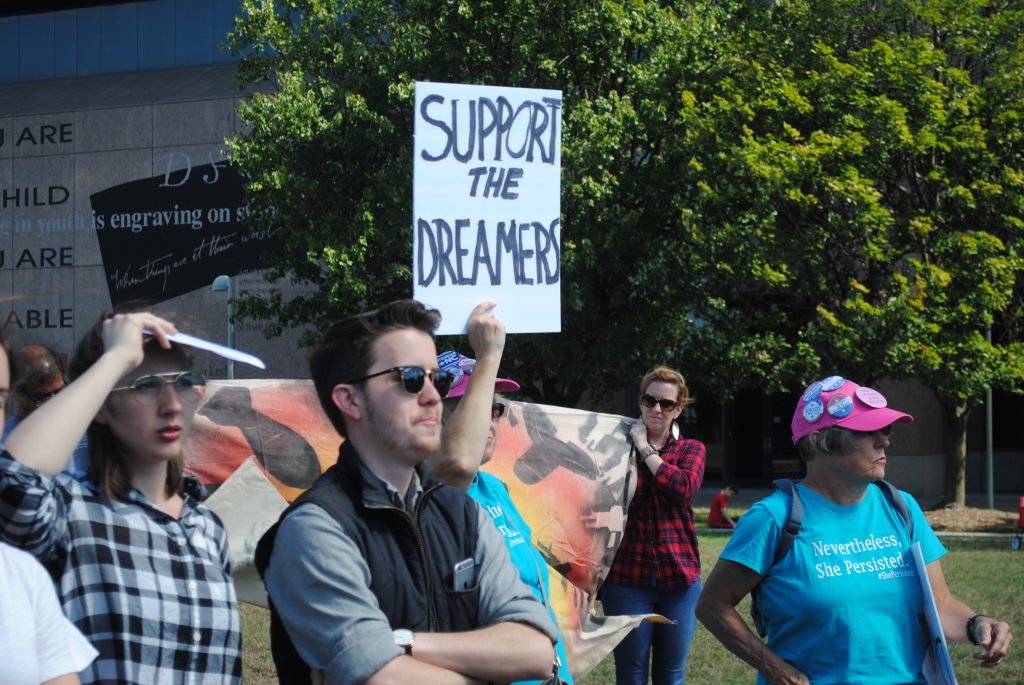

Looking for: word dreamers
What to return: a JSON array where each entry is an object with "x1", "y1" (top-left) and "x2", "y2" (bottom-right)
[
  {"x1": 419, "y1": 94, "x2": 562, "y2": 165},
  {"x1": 417, "y1": 217, "x2": 560, "y2": 287}
]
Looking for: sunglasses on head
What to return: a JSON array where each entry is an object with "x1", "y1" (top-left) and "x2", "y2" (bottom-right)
[
  {"x1": 491, "y1": 402, "x2": 506, "y2": 420},
  {"x1": 345, "y1": 366, "x2": 454, "y2": 398},
  {"x1": 111, "y1": 371, "x2": 207, "y2": 405},
  {"x1": 641, "y1": 393, "x2": 678, "y2": 411}
]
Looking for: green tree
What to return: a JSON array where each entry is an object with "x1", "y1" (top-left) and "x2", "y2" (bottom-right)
[
  {"x1": 660, "y1": 0, "x2": 1024, "y2": 505},
  {"x1": 227, "y1": 0, "x2": 726, "y2": 406},
  {"x1": 228, "y1": 0, "x2": 1024, "y2": 505}
]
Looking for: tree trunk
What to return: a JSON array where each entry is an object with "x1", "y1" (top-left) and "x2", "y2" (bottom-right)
[{"x1": 941, "y1": 399, "x2": 971, "y2": 507}]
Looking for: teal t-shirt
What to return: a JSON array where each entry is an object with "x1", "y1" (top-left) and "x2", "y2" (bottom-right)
[
  {"x1": 468, "y1": 471, "x2": 574, "y2": 685},
  {"x1": 721, "y1": 484, "x2": 946, "y2": 685}
]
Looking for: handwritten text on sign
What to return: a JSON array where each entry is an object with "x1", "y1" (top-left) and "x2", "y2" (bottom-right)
[{"x1": 413, "y1": 82, "x2": 562, "y2": 334}]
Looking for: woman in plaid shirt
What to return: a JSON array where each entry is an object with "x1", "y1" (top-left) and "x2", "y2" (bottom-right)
[
  {"x1": 601, "y1": 366, "x2": 706, "y2": 685},
  {"x1": 0, "y1": 313, "x2": 242, "y2": 684}
]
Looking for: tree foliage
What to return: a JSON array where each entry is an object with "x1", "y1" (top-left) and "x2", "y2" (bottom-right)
[
  {"x1": 228, "y1": 0, "x2": 725, "y2": 406},
  {"x1": 660, "y1": 0, "x2": 1024, "y2": 503},
  {"x1": 228, "y1": 0, "x2": 1024, "y2": 503}
]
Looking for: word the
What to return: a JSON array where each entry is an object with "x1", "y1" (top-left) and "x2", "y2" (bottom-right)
[
  {"x1": 417, "y1": 217, "x2": 560, "y2": 287},
  {"x1": 467, "y1": 167, "x2": 523, "y2": 199},
  {"x1": 419, "y1": 94, "x2": 562, "y2": 165}
]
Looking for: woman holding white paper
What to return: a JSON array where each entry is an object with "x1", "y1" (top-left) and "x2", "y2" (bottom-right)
[
  {"x1": 697, "y1": 375, "x2": 1011, "y2": 685},
  {"x1": 0, "y1": 312, "x2": 242, "y2": 684}
]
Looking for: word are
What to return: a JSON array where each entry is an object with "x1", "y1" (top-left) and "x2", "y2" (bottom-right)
[
  {"x1": 417, "y1": 217, "x2": 560, "y2": 287},
  {"x1": 5, "y1": 308, "x2": 73, "y2": 329},
  {"x1": 0, "y1": 122, "x2": 73, "y2": 149},
  {"x1": 419, "y1": 94, "x2": 562, "y2": 165},
  {"x1": 0, "y1": 246, "x2": 73, "y2": 269}
]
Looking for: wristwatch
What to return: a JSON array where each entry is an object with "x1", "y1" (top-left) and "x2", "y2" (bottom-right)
[
  {"x1": 641, "y1": 446, "x2": 659, "y2": 459},
  {"x1": 393, "y1": 628, "x2": 415, "y2": 655},
  {"x1": 967, "y1": 615, "x2": 987, "y2": 646}
]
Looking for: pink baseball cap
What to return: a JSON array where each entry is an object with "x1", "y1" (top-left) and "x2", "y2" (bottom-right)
[
  {"x1": 437, "y1": 351, "x2": 520, "y2": 399},
  {"x1": 791, "y1": 375, "x2": 912, "y2": 444}
]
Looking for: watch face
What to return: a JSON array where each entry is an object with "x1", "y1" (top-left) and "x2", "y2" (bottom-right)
[{"x1": 393, "y1": 628, "x2": 414, "y2": 647}]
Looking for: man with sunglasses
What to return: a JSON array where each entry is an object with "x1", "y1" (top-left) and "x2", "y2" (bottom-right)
[
  {"x1": 2, "y1": 344, "x2": 89, "y2": 475},
  {"x1": 256, "y1": 299, "x2": 557, "y2": 685}
]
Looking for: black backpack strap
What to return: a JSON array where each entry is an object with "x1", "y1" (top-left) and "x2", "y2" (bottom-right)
[
  {"x1": 771, "y1": 479, "x2": 803, "y2": 566},
  {"x1": 751, "y1": 479, "x2": 801, "y2": 637},
  {"x1": 873, "y1": 480, "x2": 914, "y2": 539}
]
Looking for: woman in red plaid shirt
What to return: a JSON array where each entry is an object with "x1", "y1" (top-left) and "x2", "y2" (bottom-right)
[{"x1": 602, "y1": 366, "x2": 706, "y2": 684}]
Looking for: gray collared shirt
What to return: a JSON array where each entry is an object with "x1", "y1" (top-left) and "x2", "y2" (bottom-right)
[{"x1": 264, "y1": 460, "x2": 557, "y2": 685}]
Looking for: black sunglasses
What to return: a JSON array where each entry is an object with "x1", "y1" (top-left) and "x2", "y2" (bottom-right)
[
  {"x1": 491, "y1": 402, "x2": 506, "y2": 420},
  {"x1": 344, "y1": 366, "x2": 454, "y2": 398},
  {"x1": 641, "y1": 393, "x2": 678, "y2": 411}
]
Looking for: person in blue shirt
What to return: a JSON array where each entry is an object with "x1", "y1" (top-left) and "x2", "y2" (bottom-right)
[
  {"x1": 430, "y1": 304, "x2": 574, "y2": 685},
  {"x1": 696, "y1": 376, "x2": 1012, "y2": 685}
]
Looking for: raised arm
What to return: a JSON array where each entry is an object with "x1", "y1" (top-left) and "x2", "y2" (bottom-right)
[
  {"x1": 927, "y1": 559, "x2": 1012, "y2": 667},
  {"x1": 696, "y1": 559, "x2": 810, "y2": 685},
  {"x1": 4, "y1": 313, "x2": 177, "y2": 476},
  {"x1": 429, "y1": 302, "x2": 506, "y2": 491}
]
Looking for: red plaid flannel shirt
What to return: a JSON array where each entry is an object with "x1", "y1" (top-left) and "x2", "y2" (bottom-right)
[{"x1": 607, "y1": 435, "x2": 706, "y2": 589}]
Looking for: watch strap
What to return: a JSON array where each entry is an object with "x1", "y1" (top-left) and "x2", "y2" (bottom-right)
[{"x1": 967, "y1": 614, "x2": 987, "y2": 645}]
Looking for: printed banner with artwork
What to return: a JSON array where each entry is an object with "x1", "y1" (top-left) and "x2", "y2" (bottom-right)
[{"x1": 192, "y1": 379, "x2": 656, "y2": 678}]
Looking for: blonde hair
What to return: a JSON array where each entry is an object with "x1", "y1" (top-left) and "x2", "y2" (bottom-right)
[{"x1": 637, "y1": 365, "x2": 690, "y2": 408}]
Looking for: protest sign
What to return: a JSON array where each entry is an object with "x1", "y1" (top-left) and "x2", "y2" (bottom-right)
[
  {"x1": 909, "y1": 542, "x2": 959, "y2": 685},
  {"x1": 413, "y1": 82, "x2": 562, "y2": 334}
]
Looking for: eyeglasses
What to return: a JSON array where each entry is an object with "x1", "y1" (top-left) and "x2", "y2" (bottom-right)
[
  {"x1": 111, "y1": 372, "x2": 207, "y2": 405},
  {"x1": 641, "y1": 394, "x2": 678, "y2": 411},
  {"x1": 28, "y1": 385, "x2": 64, "y2": 408},
  {"x1": 344, "y1": 366, "x2": 454, "y2": 398},
  {"x1": 491, "y1": 402, "x2": 506, "y2": 420}
]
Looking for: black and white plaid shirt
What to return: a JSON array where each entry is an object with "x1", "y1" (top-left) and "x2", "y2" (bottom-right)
[{"x1": 0, "y1": 452, "x2": 242, "y2": 684}]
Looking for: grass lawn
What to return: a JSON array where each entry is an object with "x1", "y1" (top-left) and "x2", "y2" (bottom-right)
[{"x1": 242, "y1": 535, "x2": 1023, "y2": 684}]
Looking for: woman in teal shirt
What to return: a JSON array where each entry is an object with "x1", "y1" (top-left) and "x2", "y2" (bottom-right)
[
  {"x1": 696, "y1": 375, "x2": 1011, "y2": 684},
  {"x1": 430, "y1": 302, "x2": 573, "y2": 684}
]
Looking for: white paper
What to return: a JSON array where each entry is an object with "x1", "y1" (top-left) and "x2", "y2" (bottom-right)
[
  {"x1": 145, "y1": 330, "x2": 266, "y2": 369},
  {"x1": 413, "y1": 81, "x2": 563, "y2": 335},
  {"x1": 909, "y1": 541, "x2": 958, "y2": 685}
]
